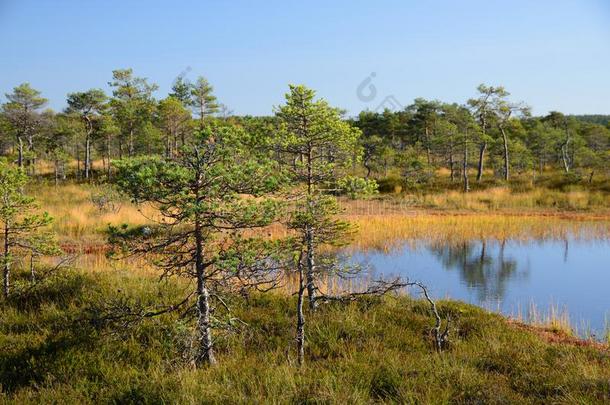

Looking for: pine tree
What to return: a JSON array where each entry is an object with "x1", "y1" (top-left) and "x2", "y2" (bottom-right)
[
  {"x1": 111, "y1": 124, "x2": 282, "y2": 366},
  {"x1": 0, "y1": 160, "x2": 59, "y2": 297},
  {"x1": 2, "y1": 84, "x2": 48, "y2": 169},
  {"x1": 66, "y1": 89, "x2": 107, "y2": 179},
  {"x1": 190, "y1": 76, "x2": 219, "y2": 128},
  {"x1": 108, "y1": 69, "x2": 158, "y2": 157},
  {"x1": 276, "y1": 85, "x2": 374, "y2": 365}
]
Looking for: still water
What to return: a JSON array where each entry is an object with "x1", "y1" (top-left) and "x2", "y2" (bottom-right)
[{"x1": 346, "y1": 237, "x2": 610, "y2": 336}]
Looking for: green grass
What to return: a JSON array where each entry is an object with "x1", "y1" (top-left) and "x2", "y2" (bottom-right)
[{"x1": 1, "y1": 268, "x2": 609, "y2": 404}]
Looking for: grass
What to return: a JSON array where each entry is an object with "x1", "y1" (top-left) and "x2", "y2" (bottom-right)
[
  {"x1": 27, "y1": 183, "x2": 157, "y2": 245},
  {"x1": 1, "y1": 267, "x2": 610, "y2": 404},
  {"x1": 346, "y1": 214, "x2": 610, "y2": 252},
  {"x1": 341, "y1": 186, "x2": 610, "y2": 214},
  {"x1": 5, "y1": 181, "x2": 609, "y2": 402},
  {"x1": 28, "y1": 182, "x2": 610, "y2": 247},
  {"x1": 411, "y1": 187, "x2": 610, "y2": 211}
]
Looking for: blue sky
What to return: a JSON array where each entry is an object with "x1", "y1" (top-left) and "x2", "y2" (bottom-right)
[{"x1": 1, "y1": 0, "x2": 609, "y2": 116}]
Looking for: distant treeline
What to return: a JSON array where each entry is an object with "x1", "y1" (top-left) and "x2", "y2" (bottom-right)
[
  {"x1": 569, "y1": 115, "x2": 610, "y2": 126},
  {"x1": 1, "y1": 70, "x2": 609, "y2": 191}
]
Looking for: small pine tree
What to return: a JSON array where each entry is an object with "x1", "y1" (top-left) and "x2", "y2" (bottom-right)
[
  {"x1": 0, "y1": 160, "x2": 59, "y2": 297},
  {"x1": 111, "y1": 124, "x2": 282, "y2": 366},
  {"x1": 276, "y1": 85, "x2": 375, "y2": 365},
  {"x1": 190, "y1": 76, "x2": 219, "y2": 127}
]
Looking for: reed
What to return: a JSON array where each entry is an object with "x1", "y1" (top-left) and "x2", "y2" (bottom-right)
[
  {"x1": 514, "y1": 301, "x2": 574, "y2": 336},
  {"x1": 346, "y1": 214, "x2": 610, "y2": 252},
  {"x1": 30, "y1": 183, "x2": 157, "y2": 244}
]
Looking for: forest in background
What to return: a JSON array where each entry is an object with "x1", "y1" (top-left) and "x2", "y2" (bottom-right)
[{"x1": 1, "y1": 69, "x2": 609, "y2": 193}]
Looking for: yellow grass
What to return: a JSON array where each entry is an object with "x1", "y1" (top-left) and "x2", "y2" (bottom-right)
[
  {"x1": 511, "y1": 301, "x2": 575, "y2": 337},
  {"x1": 31, "y1": 183, "x2": 610, "y2": 338},
  {"x1": 346, "y1": 214, "x2": 610, "y2": 252},
  {"x1": 32, "y1": 183, "x2": 610, "y2": 251},
  {"x1": 415, "y1": 187, "x2": 610, "y2": 211},
  {"x1": 30, "y1": 183, "x2": 157, "y2": 245}
]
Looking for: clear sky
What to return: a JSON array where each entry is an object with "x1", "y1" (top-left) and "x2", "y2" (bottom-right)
[{"x1": 1, "y1": 0, "x2": 609, "y2": 116}]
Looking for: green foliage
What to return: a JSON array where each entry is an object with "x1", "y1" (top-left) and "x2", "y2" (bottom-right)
[
  {"x1": 1, "y1": 268, "x2": 609, "y2": 403},
  {"x1": 169, "y1": 76, "x2": 193, "y2": 106},
  {"x1": 398, "y1": 146, "x2": 434, "y2": 187},
  {"x1": 276, "y1": 85, "x2": 370, "y2": 318},
  {"x1": 337, "y1": 176, "x2": 379, "y2": 199},
  {"x1": 156, "y1": 96, "x2": 191, "y2": 157},
  {"x1": 111, "y1": 123, "x2": 286, "y2": 364},
  {"x1": 570, "y1": 114, "x2": 610, "y2": 126},
  {"x1": 2, "y1": 83, "x2": 48, "y2": 167},
  {"x1": 288, "y1": 195, "x2": 354, "y2": 248},
  {"x1": 108, "y1": 68, "x2": 158, "y2": 156},
  {"x1": 276, "y1": 84, "x2": 363, "y2": 191},
  {"x1": 3, "y1": 83, "x2": 47, "y2": 112},
  {"x1": 66, "y1": 89, "x2": 107, "y2": 117},
  {"x1": 190, "y1": 76, "x2": 219, "y2": 123},
  {"x1": 0, "y1": 160, "x2": 59, "y2": 296}
]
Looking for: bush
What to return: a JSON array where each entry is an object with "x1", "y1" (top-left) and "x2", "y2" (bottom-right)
[{"x1": 377, "y1": 175, "x2": 404, "y2": 194}]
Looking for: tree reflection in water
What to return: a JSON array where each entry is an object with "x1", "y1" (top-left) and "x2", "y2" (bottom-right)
[{"x1": 428, "y1": 240, "x2": 528, "y2": 302}]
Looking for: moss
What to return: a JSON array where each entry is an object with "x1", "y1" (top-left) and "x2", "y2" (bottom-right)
[{"x1": 1, "y1": 268, "x2": 609, "y2": 403}]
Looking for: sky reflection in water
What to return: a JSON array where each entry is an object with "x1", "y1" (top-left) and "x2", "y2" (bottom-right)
[{"x1": 346, "y1": 237, "x2": 610, "y2": 336}]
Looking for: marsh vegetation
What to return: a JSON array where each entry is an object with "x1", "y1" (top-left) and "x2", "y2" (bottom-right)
[{"x1": 1, "y1": 75, "x2": 609, "y2": 403}]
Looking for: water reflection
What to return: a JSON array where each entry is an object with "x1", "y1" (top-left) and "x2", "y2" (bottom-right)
[
  {"x1": 428, "y1": 240, "x2": 525, "y2": 302},
  {"x1": 344, "y1": 235, "x2": 610, "y2": 335}
]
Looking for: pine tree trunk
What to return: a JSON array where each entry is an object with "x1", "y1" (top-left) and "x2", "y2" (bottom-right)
[
  {"x1": 17, "y1": 137, "x2": 24, "y2": 168},
  {"x1": 106, "y1": 136, "x2": 112, "y2": 179},
  {"x1": 561, "y1": 141, "x2": 570, "y2": 173},
  {"x1": 3, "y1": 222, "x2": 9, "y2": 298},
  {"x1": 76, "y1": 145, "x2": 81, "y2": 180},
  {"x1": 463, "y1": 142, "x2": 469, "y2": 192},
  {"x1": 305, "y1": 226, "x2": 317, "y2": 311},
  {"x1": 305, "y1": 144, "x2": 317, "y2": 311},
  {"x1": 128, "y1": 128, "x2": 135, "y2": 157},
  {"x1": 296, "y1": 257, "x2": 306, "y2": 366},
  {"x1": 424, "y1": 127, "x2": 432, "y2": 165},
  {"x1": 27, "y1": 135, "x2": 35, "y2": 174},
  {"x1": 165, "y1": 135, "x2": 171, "y2": 159},
  {"x1": 476, "y1": 142, "x2": 486, "y2": 181},
  {"x1": 85, "y1": 134, "x2": 91, "y2": 180},
  {"x1": 449, "y1": 144, "x2": 455, "y2": 182},
  {"x1": 194, "y1": 216, "x2": 216, "y2": 366},
  {"x1": 501, "y1": 127, "x2": 509, "y2": 181},
  {"x1": 364, "y1": 161, "x2": 372, "y2": 178}
]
